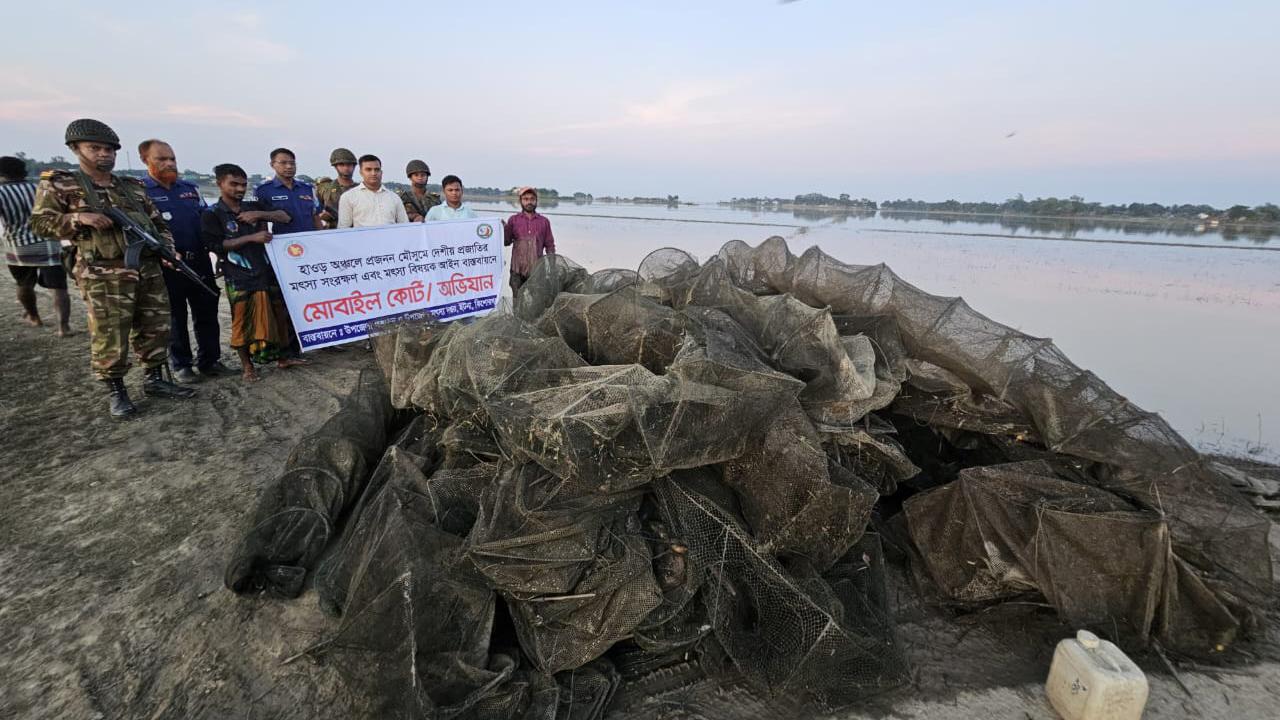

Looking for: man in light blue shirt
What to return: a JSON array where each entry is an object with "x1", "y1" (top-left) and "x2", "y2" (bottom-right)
[{"x1": 424, "y1": 175, "x2": 477, "y2": 220}]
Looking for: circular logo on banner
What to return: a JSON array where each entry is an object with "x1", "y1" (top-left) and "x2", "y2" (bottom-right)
[
  {"x1": 476, "y1": 223, "x2": 494, "y2": 239},
  {"x1": 286, "y1": 242, "x2": 305, "y2": 258}
]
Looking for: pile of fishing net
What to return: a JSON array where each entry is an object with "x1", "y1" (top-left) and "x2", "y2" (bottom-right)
[{"x1": 226, "y1": 237, "x2": 1273, "y2": 719}]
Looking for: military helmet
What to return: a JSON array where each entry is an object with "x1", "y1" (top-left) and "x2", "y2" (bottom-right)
[
  {"x1": 405, "y1": 159, "x2": 430, "y2": 177},
  {"x1": 329, "y1": 147, "x2": 357, "y2": 165},
  {"x1": 64, "y1": 118, "x2": 121, "y2": 150}
]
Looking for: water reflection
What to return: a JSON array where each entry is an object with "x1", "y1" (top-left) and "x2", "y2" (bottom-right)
[
  {"x1": 878, "y1": 210, "x2": 1278, "y2": 244},
  {"x1": 789, "y1": 209, "x2": 875, "y2": 223},
  {"x1": 471, "y1": 199, "x2": 1280, "y2": 250},
  {"x1": 705, "y1": 204, "x2": 1279, "y2": 244}
]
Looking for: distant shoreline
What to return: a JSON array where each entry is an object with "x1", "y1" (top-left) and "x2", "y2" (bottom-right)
[
  {"x1": 874, "y1": 208, "x2": 1280, "y2": 231},
  {"x1": 717, "y1": 203, "x2": 1280, "y2": 232},
  {"x1": 14, "y1": 153, "x2": 1275, "y2": 230}
]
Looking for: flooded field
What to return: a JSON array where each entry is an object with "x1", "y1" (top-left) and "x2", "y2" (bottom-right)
[{"x1": 473, "y1": 200, "x2": 1280, "y2": 462}]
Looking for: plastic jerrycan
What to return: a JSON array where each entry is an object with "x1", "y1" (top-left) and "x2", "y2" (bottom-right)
[{"x1": 1045, "y1": 630, "x2": 1149, "y2": 720}]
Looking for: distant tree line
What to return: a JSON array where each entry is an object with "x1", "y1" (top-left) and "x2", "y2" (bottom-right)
[
  {"x1": 881, "y1": 194, "x2": 1280, "y2": 224},
  {"x1": 728, "y1": 193, "x2": 877, "y2": 211},
  {"x1": 597, "y1": 195, "x2": 682, "y2": 205}
]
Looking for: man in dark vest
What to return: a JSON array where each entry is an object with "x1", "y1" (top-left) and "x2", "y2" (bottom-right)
[{"x1": 31, "y1": 118, "x2": 197, "y2": 418}]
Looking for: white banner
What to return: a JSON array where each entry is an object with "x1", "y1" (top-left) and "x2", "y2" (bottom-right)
[{"x1": 264, "y1": 218, "x2": 504, "y2": 351}]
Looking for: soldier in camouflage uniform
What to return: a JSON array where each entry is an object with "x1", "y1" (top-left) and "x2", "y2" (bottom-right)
[
  {"x1": 31, "y1": 118, "x2": 197, "y2": 418},
  {"x1": 314, "y1": 147, "x2": 358, "y2": 228},
  {"x1": 397, "y1": 159, "x2": 440, "y2": 222}
]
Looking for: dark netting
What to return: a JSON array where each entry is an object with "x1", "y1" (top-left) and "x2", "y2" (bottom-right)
[
  {"x1": 652, "y1": 475, "x2": 909, "y2": 708},
  {"x1": 720, "y1": 399, "x2": 879, "y2": 570},
  {"x1": 636, "y1": 248, "x2": 701, "y2": 306},
  {"x1": 372, "y1": 315, "x2": 453, "y2": 409},
  {"x1": 579, "y1": 268, "x2": 639, "y2": 294},
  {"x1": 233, "y1": 237, "x2": 1272, "y2": 718},
  {"x1": 224, "y1": 370, "x2": 392, "y2": 597},
  {"x1": 826, "y1": 423, "x2": 921, "y2": 496},
  {"x1": 583, "y1": 287, "x2": 688, "y2": 371},
  {"x1": 514, "y1": 253, "x2": 589, "y2": 323},
  {"x1": 729, "y1": 242, "x2": 1267, "y2": 595},
  {"x1": 903, "y1": 459, "x2": 1250, "y2": 653},
  {"x1": 311, "y1": 458, "x2": 506, "y2": 717}
]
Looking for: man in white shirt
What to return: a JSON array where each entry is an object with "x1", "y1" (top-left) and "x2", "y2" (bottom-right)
[
  {"x1": 337, "y1": 155, "x2": 409, "y2": 228},
  {"x1": 423, "y1": 175, "x2": 477, "y2": 221}
]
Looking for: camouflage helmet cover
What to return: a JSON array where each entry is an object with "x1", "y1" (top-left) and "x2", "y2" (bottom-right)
[
  {"x1": 405, "y1": 159, "x2": 430, "y2": 177},
  {"x1": 64, "y1": 118, "x2": 121, "y2": 150},
  {"x1": 329, "y1": 147, "x2": 357, "y2": 165}
]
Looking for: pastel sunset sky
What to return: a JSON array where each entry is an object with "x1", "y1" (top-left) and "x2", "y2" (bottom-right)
[{"x1": 3, "y1": 0, "x2": 1276, "y2": 205}]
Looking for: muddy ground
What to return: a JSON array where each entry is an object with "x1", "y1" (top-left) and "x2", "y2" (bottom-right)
[{"x1": 1, "y1": 272, "x2": 1277, "y2": 719}]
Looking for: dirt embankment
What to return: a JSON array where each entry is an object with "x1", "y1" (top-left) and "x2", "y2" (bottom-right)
[
  {"x1": 0, "y1": 273, "x2": 371, "y2": 719},
  {"x1": 1, "y1": 272, "x2": 1278, "y2": 720}
]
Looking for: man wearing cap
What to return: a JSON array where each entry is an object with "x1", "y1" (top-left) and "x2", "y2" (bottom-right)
[
  {"x1": 396, "y1": 160, "x2": 440, "y2": 222},
  {"x1": 315, "y1": 147, "x2": 358, "y2": 228},
  {"x1": 31, "y1": 119, "x2": 197, "y2": 418},
  {"x1": 504, "y1": 186, "x2": 556, "y2": 292},
  {"x1": 139, "y1": 138, "x2": 227, "y2": 383}
]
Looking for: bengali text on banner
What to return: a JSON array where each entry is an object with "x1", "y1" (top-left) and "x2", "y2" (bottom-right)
[{"x1": 264, "y1": 218, "x2": 504, "y2": 351}]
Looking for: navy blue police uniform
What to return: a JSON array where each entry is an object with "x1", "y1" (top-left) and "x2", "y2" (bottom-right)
[{"x1": 142, "y1": 175, "x2": 222, "y2": 372}]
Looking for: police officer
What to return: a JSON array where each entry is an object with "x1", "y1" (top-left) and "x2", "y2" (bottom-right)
[
  {"x1": 255, "y1": 147, "x2": 320, "y2": 235},
  {"x1": 397, "y1": 159, "x2": 440, "y2": 222},
  {"x1": 31, "y1": 119, "x2": 197, "y2": 418},
  {"x1": 139, "y1": 138, "x2": 227, "y2": 382},
  {"x1": 315, "y1": 148, "x2": 358, "y2": 228}
]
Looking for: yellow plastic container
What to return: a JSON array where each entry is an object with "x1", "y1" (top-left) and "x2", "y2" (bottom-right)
[{"x1": 1045, "y1": 630, "x2": 1149, "y2": 720}]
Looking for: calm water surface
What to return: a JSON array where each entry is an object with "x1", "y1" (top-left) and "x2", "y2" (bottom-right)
[{"x1": 474, "y1": 200, "x2": 1280, "y2": 462}]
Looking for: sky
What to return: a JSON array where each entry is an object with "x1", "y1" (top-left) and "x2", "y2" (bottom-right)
[{"x1": 2, "y1": 1, "x2": 1277, "y2": 206}]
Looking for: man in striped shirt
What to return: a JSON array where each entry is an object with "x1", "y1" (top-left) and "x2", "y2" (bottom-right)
[{"x1": 1, "y1": 156, "x2": 72, "y2": 335}]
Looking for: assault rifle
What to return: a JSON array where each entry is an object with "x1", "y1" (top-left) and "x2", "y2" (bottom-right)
[{"x1": 106, "y1": 208, "x2": 218, "y2": 297}]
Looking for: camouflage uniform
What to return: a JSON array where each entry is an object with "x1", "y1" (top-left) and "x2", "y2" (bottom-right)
[
  {"x1": 31, "y1": 170, "x2": 175, "y2": 380},
  {"x1": 396, "y1": 186, "x2": 441, "y2": 221},
  {"x1": 315, "y1": 177, "x2": 357, "y2": 229}
]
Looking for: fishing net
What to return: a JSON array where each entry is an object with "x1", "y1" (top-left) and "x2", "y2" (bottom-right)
[
  {"x1": 228, "y1": 237, "x2": 1272, "y2": 719},
  {"x1": 224, "y1": 370, "x2": 392, "y2": 598}
]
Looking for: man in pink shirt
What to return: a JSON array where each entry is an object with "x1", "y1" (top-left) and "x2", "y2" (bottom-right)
[{"x1": 503, "y1": 186, "x2": 556, "y2": 292}]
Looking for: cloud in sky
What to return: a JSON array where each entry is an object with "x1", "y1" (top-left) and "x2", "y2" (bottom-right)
[
  {"x1": 0, "y1": 77, "x2": 78, "y2": 122},
  {"x1": 161, "y1": 105, "x2": 272, "y2": 128},
  {"x1": 206, "y1": 11, "x2": 298, "y2": 63}
]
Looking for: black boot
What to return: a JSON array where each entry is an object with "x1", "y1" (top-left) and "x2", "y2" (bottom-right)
[
  {"x1": 143, "y1": 365, "x2": 197, "y2": 399},
  {"x1": 103, "y1": 378, "x2": 138, "y2": 419}
]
